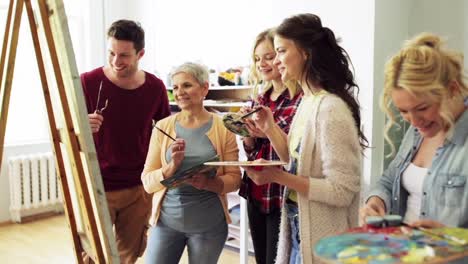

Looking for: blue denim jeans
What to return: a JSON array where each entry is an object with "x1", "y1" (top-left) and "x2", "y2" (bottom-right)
[
  {"x1": 286, "y1": 202, "x2": 301, "y2": 264},
  {"x1": 145, "y1": 218, "x2": 228, "y2": 264}
]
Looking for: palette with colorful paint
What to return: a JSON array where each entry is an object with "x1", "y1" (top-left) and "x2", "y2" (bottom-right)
[
  {"x1": 222, "y1": 113, "x2": 251, "y2": 137},
  {"x1": 314, "y1": 226, "x2": 468, "y2": 263}
]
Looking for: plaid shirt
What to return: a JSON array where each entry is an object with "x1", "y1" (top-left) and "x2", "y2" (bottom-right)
[{"x1": 239, "y1": 88, "x2": 302, "y2": 213}]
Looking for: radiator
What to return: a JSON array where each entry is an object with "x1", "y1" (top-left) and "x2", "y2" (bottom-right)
[{"x1": 8, "y1": 152, "x2": 64, "y2": 222}]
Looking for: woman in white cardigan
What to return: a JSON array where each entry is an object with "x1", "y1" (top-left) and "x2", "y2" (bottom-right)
[{"x1": 243, "y1": 14, "x2": 367, "y2": 264}]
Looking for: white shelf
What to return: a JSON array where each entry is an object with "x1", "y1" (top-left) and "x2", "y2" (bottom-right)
[
  {"x1": 166, "y1": 85, "x2": 251, "y2": 91},
  {"x1": 168, "y1": 85, "x2": 252, "y2": 113},
  {"x1": 169, "y1": 100, "x2": 250, "y2": 108},
  {"x1": 228, "y1": 222, "x2": 251, "y2": 239},
  {"x1": 204, "y1": 100, "x2": 250, "y2": 108},
  {"x1": 225, "y1": 237, "x2": 255, "y2": 254},
  {"x1": 208, "y1": 85, "x2": 252, "y2": 90},
  {"x1": 226, "y1": 190, "x2": 254, "y2": 260},
  {"x1": 228, "y1": 192, "x2": 241, "y2": 209}
]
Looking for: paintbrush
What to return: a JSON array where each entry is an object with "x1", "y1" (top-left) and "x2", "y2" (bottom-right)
[
  {"x1": 402, "y1": 222, "x2": 467, "y2": 246},
  {"x1": 240, "y1": 107, "x2": 262, "y2": 119},
  {"x1": 154, "y1": 126, "x2": 176, "y2": 141}
]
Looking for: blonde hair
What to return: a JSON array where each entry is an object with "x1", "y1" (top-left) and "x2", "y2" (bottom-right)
[
  {"x1": 382, "y1": 32, "x2": 468, "y2": 156},
  {"x1": 249, "y1": 28, "x2": 301, "y2": 100}
]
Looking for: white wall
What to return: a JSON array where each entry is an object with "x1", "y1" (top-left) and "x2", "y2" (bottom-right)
[
  {"x1": 103, "y1": 0, "x2": 157, "y2": 74},
  {"x1": 82, "y1": 0, "x2": 106, "y2": 69},
  {"x1": 151, "y1": 0, "x2": 278, "y2": 81},
  {"x1": 1, "y1": 0, "x2": 98, "y2": 146},
  {"x1": 2, "y1": 14, "x2": 50, "y2": 145},
  {"x1": 465, "y1": 1, "x2": 468, "y2": 68}
]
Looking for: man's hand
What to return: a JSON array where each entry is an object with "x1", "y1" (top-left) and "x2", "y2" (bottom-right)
[{"x1": 88, "y1": 113, "x2": 104, "y2": 133}]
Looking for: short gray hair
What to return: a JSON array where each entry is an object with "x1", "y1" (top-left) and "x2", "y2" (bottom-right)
[{"x1": 171, "y1": 62, "x2": 209, "y2": 85}]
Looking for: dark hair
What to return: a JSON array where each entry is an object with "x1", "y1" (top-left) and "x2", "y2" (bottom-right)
[
  {"x1": 107, "y1": 19, "x2": 145, "y2": 52},
  {"x1": 276, "y1": 13, "x2": 368, "y2": 149}
]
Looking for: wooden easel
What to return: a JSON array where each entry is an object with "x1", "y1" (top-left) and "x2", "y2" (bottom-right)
[{"x1": 0, "y1": 0, "x2": 119, "y2": 263}]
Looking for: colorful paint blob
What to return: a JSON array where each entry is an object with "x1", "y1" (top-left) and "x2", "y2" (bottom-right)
[{"x1": 314, "y1": 226, "x2": 468, "y2": 263}]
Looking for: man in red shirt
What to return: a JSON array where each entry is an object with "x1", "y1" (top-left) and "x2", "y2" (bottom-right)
[{"x1": 81, "y1": 19, "x2": 171, "y2": 263}]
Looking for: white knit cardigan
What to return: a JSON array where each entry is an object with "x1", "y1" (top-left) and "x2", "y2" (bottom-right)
[{"x1": 275, "y1": 94, "x2": 362, "y2": 264}]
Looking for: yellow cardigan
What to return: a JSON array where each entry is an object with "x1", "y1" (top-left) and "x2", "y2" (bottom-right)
[{"x1": 141, "y1": 113, "x2": 241, "y2": 226}]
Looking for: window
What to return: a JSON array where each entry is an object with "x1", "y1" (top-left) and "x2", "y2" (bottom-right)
[{"x1": 0, "y1": 0, "x2": 94, "y2": 145}]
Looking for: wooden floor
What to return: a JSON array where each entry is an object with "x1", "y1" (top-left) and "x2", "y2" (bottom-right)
[{"x1": 0, "y1": 214, "x2": 256, "y2": 263}]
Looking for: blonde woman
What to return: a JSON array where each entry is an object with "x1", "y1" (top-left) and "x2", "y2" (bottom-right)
[
  {"x1": 141, "y1": 62, "x2": 241, "y2": 264},
  {"x1": 360, "y1": 33, "x2": 468, "y2": 229},
  {"x1": 238, "y1": 28, "x2": 302, "y2": 264}
]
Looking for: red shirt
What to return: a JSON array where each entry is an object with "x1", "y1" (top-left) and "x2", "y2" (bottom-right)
[
  {"x1": 239, "y1": 88, "x2": 302, "y2": 213},
  {"x1": 81, "y1": 67, "x2": 171, "y2": 191}
]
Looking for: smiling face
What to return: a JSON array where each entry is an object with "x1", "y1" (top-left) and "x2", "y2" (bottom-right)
[
  {"x1": 273, "y1": 35, "x2": 307, "y2": 83},
  {"x1": 172, "y1": 72, "x2": 209, "y2": 110},
  {"x1": 107, "y1": 37, "x2": 144, "y2": 78},
  {"x1": 254, "y1": 40, "x2": 281, "y2": 82},
  {"x1": 391, "y1": 88, "x2": 442, "y2": 138}
]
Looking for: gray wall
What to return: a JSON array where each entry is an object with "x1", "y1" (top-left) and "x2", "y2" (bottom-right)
[
  {"x1": 372, "y1": 0, "x2": 467, "y2": 185},
  {"x1": 371, "y1": 0, "x2": 411, "y2": 186}
]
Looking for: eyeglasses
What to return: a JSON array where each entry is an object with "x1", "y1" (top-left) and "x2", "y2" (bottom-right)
[{"x1": 94, "y1": 81, "x2": 109, "y2": 114}]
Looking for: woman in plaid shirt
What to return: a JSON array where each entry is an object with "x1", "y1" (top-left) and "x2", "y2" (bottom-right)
[{"x1": 238, "y1": 28, "x2": 302, "y2": 264}]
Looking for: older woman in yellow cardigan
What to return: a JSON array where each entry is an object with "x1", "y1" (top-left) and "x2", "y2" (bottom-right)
[{"x1": 141, "y1": 62, "x2": 241, "y2": 264}]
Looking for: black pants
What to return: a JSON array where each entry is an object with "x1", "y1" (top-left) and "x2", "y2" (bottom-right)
[{"x1": 247, "y1": 201, "x2": 281, "y2": 264}]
